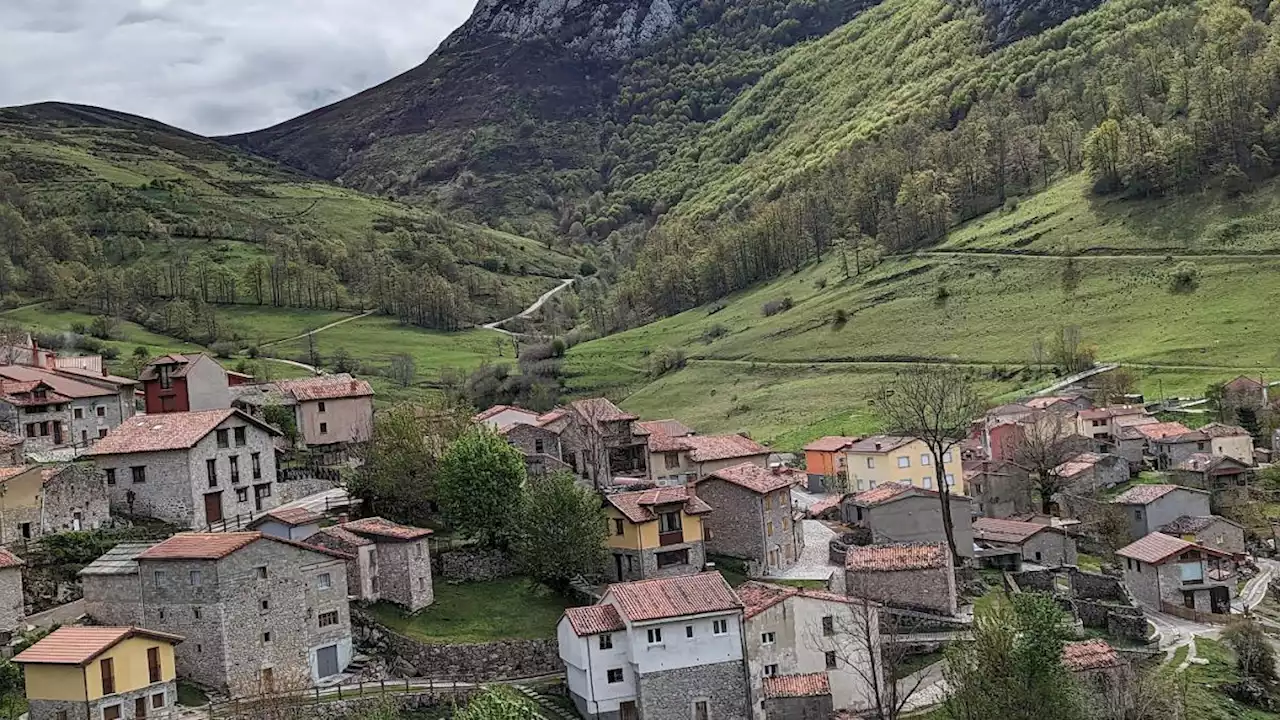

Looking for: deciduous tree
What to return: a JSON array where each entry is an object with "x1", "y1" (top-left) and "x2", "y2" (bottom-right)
[
  {"x1": 514, "y1": 471, "x2": 607, "y2": 590},
  {"x1": 437, "y1": 425, "x2": 527, "y2": 547}
]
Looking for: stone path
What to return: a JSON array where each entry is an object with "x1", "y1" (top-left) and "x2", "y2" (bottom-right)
[
  {"x1": 1234, "y1": 559, "x2": 1276, "y2": 613},
  {"x1": 483, "y1": 278, "x2": 575, "y2": 335},
  {"x1": 768, "y1": 520, "x2": 840, "y2": 586}
]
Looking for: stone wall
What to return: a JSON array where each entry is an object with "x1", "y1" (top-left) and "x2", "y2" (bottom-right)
[
  {"x1": 763, "y1": 693, "x2": 833, "y2": 720},
  {"x1": 437, "y1": 547, "x2": 518, "y2": 583},
  {"x1": 1071, "y1": 570, "x2": 1126, "y2": 601},
  {"x1": 42, "y1": 463, "x2": 111, "y2": 534},
  {"x1": 218, "y1": 689, "x2": 477, "y2": 720},
  {"x1": 0, "y1": 566, "x2": 22, "y2": 631},
  {"x1": 354, "y1": 612, "x2": 562, "y2": 681},
  {"x1": 1011, "y1": 569, "x2": 1057, "y2": 593},
  {"x1": 637, "y1": 660, "x2": 750, "y2": 720}
]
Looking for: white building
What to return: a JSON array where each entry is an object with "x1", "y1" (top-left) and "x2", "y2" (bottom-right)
[
  {"x1": 558, "y1": 573, "x2": 751, "y2": 720},
  {"x1": 738, "y1": 581, "x2": 883, "y2": 718}
]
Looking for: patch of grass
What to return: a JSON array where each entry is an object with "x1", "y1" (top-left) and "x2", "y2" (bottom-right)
[
  {"x1": 366, "y1": 578, "x2": 574, "y2": 644},
  {"x1": 1076, "y1": 553, "x2": 1103, "y2": 572},
  {"x1": 1181, "y1": 638, "x2": 1280, "y2": 720},
  {"x1": 176, "y1": 681, "x2": 209, "y2": 707},
  {"x1": 1170, "y1": 644, "x2": 1190, "y2": 667},
  {"x1": 894, "y1": 650, "x2": 946, "y2": 680},
  {"x1": 973, "y1": 584, "x2": 1010, "y2": 619}
]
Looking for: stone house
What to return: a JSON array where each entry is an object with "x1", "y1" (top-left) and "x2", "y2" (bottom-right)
[
  {"x1": 126, "y1": 533, "x2": 354, "y2": 696},
  {"x1": 140, "y1": 353, "x2": 230, "y2": 415},
  {"x1": 963, "y1": 460, "x2": 1033, "y2": 518},
  {"x1": 1152, "y1": 430, "x2": 1212, "y2": 471},
  {"x1": 499, "y1": 421, "x2": 571, "y2": 477},
  {"x1": 1171, "y1": 453, "x2": 1250, "y2": 494},
  {"x1": 1075, "y1": 406, "x2": 1149, "y2": 444},
  {"x1": 87, "y1": 409, "x2": 281, "y2": 529},
  {"x1": 1109, "y1": 484, "x2": 1211, "y2": 540},
  {"x1": 760, "y1": 674, "x2": 834, "y2": 720},
  {"x1": 972, "y1": 517, "x2": 1077, "y2": 567},
  {"x1": 841, "y1": 483, "x2": 974, "y2": 558},
  {"x1": 844, "y1": 436, "x2": 966, "y2": 495},
  {"x1": 305, "y1": 517, "x2": 434, "y2": 612},
  {"x1": 646, "y1": 432, "x2": 770, "y2": 487},
  {"x1": 1051, "y1": 453, "x2": 1129, "y2": 496},
  {"x1": 1117, "y1": 532, "x2": 1235, "y2": 615},
  {"x1": 739, "y1": 582, "x2": 881, "y2": 719},
  {"x1": 0, "y1": 463, "x2": 110, "y2": 544},
  {"x1": 1118, "y1": 422, "x2": 1193, "y2": 469},
  {"x1": 603, "y1": 486, "x2": 711, "y2": 582},
  {"x1": 557, "y1": 573, "x2": 750, "y2": 720},
  {"x1": 845, "y1": 542, "x2": 957, "y2": 616},
  {"x1": 0, "y1": 431, "x2": 23, "y2": 466},
  {"x1": 1199, "y1": 423, "x2": 1254, "y2": 465},
  {"x1": 696, "y1": 463, "x2": 806, "y2": 576},
  {"x1": 233, "y1": 374, "x2": 374, "y2": 450},
  {"x1": 79, "y1": 542, "x2": 157, "y2": 627},
  {"x1": 14, "y1": 626, "x2": 183, "y2": 720},
  {"x1": 246, "y1": 507, "x2": 325, "y2": 541},
  {"x1": 1158, "y1": 514, "x2": 1246, "y2": 556},
  {"x1": 1063, "y1": 640, "x2": 1134, "y2": 718},
  {"x1": 0, "y1": 548, "x2": 23, "y2": 632},
  {"x1": 0, "y1": 364, "x2": 135, "y2": 451}
]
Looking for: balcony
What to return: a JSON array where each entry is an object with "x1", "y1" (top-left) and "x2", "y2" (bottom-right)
[{"x1": 659, "y1": 531, "x2": 684, "y2": 547}]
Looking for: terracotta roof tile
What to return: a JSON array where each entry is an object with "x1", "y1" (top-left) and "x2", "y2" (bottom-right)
[
  {"x1": 570, "y1": 398, "x2": 637, "y2": 423},
  {"x1": 0, "y1": 365, "x2": 114, "y2": 399},
  {"x1": 738, "y1": 581, "x2": 867, "y2": 619},
  {"x1": 563, "y1": 605, "x2": 625, "y2": 636},
  {"x1": 807, "y1": 495, "x2": 843, "y2": 517},
  {"x1": 636, "y1": 419, "x2": 694, "y2": 439},
  {"x1": 1053, "y1": 452, "x2": 1105, "y2": 478},
  {"x1": 682, "y1": 435, "x2": 768, "y2": 462},
  {"x1": 13, "y1": 627, "x2": 183, "y2": 665},
  {"x1": 846, "y1": 542, "x2": 949, "y2": 572},
  {"x1": 1110, "y1": 484, "x2": 1190, "y2": 505},
  {"x1": 606, "y1": 487, "x2": 712, "y2": 524},
  {"x1": 139, "y1": 353, "x2": 204, "y2": 380},
  {"x1": 1062, "y1": 640, "x2": 1124, "y2": 671},
  {"x1": 86, "y1": 409, "x2": 259, "y2": 456},
  {"x1": 1131, "y1": 422, "x2": 1193, "y2": 441},
  {"x1": 248, "y1": 507, "x2": 326, "y2": 528},
  {"x1": 1116, "y1": 532, "x2": 1203, "y2": 565},
  {"x1": 606, "y1": 573, "x2": 741, "y2": 622},
  {"x1": 276, "y1": 374, "x2": 374, "y2": 402},
  {"x1": 762, "y1": 673, "x2": 831, "y2": 699},
  {"x1": 847, "y1": 436, "x2": 917, "y2": 454},
  {"x1": 342, "y1": 517, "x2": 433, "y2": 541},
  {"x1": 702, "y1": 463, "x2": 802, "y2": 495},
  {"x1": 1160, "y1": 515, "x2": 1236, "y2": 534},
  {"x1": 1200, "y1": 422, "x2": 1250, "y2": 438},
  {"x1": 851, "y1": 482, "x2": 916, "y2": 506},
  {"x1": 0, "y1": 547, "x2": 23, "y2": 569},
  {"x1": 803, "y1": 436, "x2": 860, "y2": 453},
  {"x1": 973, "y1": 518, "x2": 1053, "y2": 544},
  {"x1": 308, "y1": 525, "x2": 373, "y2": 548},
  {"x1": 138, "y1": 532, "x2": 261, "y2": 560},
  {"x1": 0, "y1": 466, "x2": 31, "y2": 484},
  {"x1": 473, "y1": 404, "x2": 528, "y2": 422}
]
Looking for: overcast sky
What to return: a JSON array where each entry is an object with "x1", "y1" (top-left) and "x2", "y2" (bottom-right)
[{"x1": 0, "y1": 0, "x2": 475, "y2": 136}]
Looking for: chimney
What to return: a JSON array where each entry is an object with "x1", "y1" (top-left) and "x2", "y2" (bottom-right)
[
  {"x1": 771, "y1": 465, "x2": 782, "y2": 476},
  {"x1": 337, "y1": 513, "x2": 349, "y2": 525},
  {"x1": 685, "y1": 481, "x2": 697, "y2": 500},
  {"x1": 874, "y1": 442, "x2": 883, "y2": 451}
]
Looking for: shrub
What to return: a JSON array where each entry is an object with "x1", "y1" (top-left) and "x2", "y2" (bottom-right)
[
  {"x1": 99, "y1": 346, "x2": 121, "y2": 361},
  {"x1": 550, "y1": 338, "x2": 567, "y2": 357},
  {"x1": 814, "y1": 277, "x2": 828, "y2": 290},
  {"x1": 934, "y1": 284, "x2": 951, "y2": 305},
  {"x1": 1170, "y1": 261, "x2": 1200, "y2": 293},
  {"x1": 647, "y1": 346, "x2": 687, "y2": 378},
  {"x1": 707, "y1": 302, "x2": 727, "y2": 315},
  {"x1": 761, "y1": 297, "x2": 794, "y2": 317},
  {"x1": 701, "y1": 324, "x2": 729, "y2": 343},
  {"x1": 209, "y1": 341, "x2": 238, "y2": 359},
  {"x1": 578, "y1": 261, "x2": 597, "y2": 276},
  {"x1": 89, "y1": 316, "x2": 119, "y2": 340},
  {"x1": 831, "y1": 308, "x2": 848, "y2": 326}
]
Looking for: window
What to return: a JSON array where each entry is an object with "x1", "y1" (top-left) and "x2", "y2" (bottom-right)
[
  {"x1": 153, "y1": 570, "x2": 166, "y2": 587},
  {"x1": 763, "y1": 664, "x2": 778, "y2": 677},
  {"x1": 922, "y1": 476, "x2": 933, "y2": 489},
  {"x1": 234, "y1": 427, "x2": 246, "y2": 447},
  {"x1": 229, "y1": 456, "x2": 240, "y2": 483},
  {"x1": 56, "y1": 711, "x2": 67, "y2": 720},
  {"x1": 20, "y1": 522, "x2": 30, "y2": 539},
  {"x1": 320, "y1": 422, "x2": 328, "y2": 435},
  {"x1": 535, "y1": 439, "x2": 545, "y2": 454},
  {"x1": 921, "y1": 453, "x2": 931, "y2": 466},
  {"x1": 256, "y1": 483, "x2": 272, "y2": 499},
  {"x1": 766, "y1": 521, "x2": 774, "y2": 537},
  {"x1": 151, "y1": 694, "x2": 165, "y2": 710},
  {"x1": 101, "y1": 658, "x2": 116, "y2": 695},
  {"x1": 193, "y1": 607, "x2": 201, "y2": 620},
  {"x1": 105, "y1": 468, "x2": 116, "y2": 486},
  {"x1": 39, "y1": 421, "x2": 49, "y2": 437},
  {"x1": 103, "y1": 706, "x2": 121, "y2": 720},
  {"x1": 97, "y1": 406, "x2": 106, "y2": 418},
  {"x1": 665, "y1": 452, "x2": 681, "y2": 469},
  {"x1": 318, "y1": 572, "x2": 332, "y2": 590},
  {"x1": 943, "y1": 451, "x2": 953, "y2": 463},
  {"x1": 944, "y1": 474, "x2": 954, "y2": 487},
  {"x1": 262, "y1": 632, "x2": 272, "y2": 643},
  {"x1": 825, "y1": 651, "x2": 838, "y2": 669},
  {"x1": 318, "y1": 611, "x2": 340, "y2": 628},
  {"x1": 206, "y1": 459, "x2": 218, "y2": 488},
  {"x1": 607, "y1": 668, "x2": 624, "y2": 684},
  {"x1": 1134, "y1": 509, "x2": 1143, "y2": 521},
  {"x1": 656, "y1": 549, "x2": 689, "y2": 568},
  {"x1": 866, "y1": 457, "x2": 875, "y2": 469},
  {"x1": 255, "y1": 566, "x2": 268, "y2": 580},
  {"x1": 318, "y1": 401, "x2": 327, "y2": 413},
  {"x1": 694, "y1": 701, "x2": 709, "y2": 720},
  {"x1": 251, "y1": 452, "x2": 262, "y2": 479},
  {"x1": 158, "y1": 365, "x2": 173, "y2": 390},
  {"x1": 98, "y1": 428, "x2": 107, "y2": 439},
  {"x1": 236, "y1": 487, "x2": 249, "y2": 503},
  {"x1": 216, "y1": 429, "x2": 229, "y2": 448},
  {"x1": 147, "y1": 647, "x2": 161, "y2": 683},
  {"x1": 613, "y1": 518, "x2": 624, "y2": 536},
  {"x1": 189, "y1": 570, "x2": 202, "y2": 586},
  {"x1": 131, "y1": 466, "x2": 146, "y2": 484},
  {"x1": 415, "y1": 543, "x2": 424, "y2": 560},
  {"x1": 822, "y1": 616, "x2": 835, "y2": 636},
  {"x1": 897, "y1": 456, "x2": 910, "y2": 468},
  {"x1": 74, "y1": 407, "x2": 83, "y2": 419},
  {"x1": 1035, "y1": 551, "x2": 1043, "y2": 562},
  {"x1": 1126, "y1": 558, "x2": 1133, "y2": 571},
  {"x1": 761, "y1": 632, "x2": 775, "y2": 645},
  {"x1": 686, "y1": 625, "x2": 694, "y2": 638},
  {"x1": 763, "y1": 495, "x2": 772, "y2": 511},
  {"x1": 599, "y1": 634, "x2": 613, "y2": 650},
  {"x1": 260, "y1": 599, "x2": 270, "y2": 611},
  {"x1": 659, "y1": 511, "x2": 682, "y2": 534},
  {"x1": 647, "y1": 628, "x2": 663, "y2": 644},
  {"x1": 712, "y1": 619, "x2": 728, "y2": 636},
  {"x1": 24, "y1": 423, "x2": 34, "y2": 438},
  {"x1": 781, "y1": 516, "x2": 790, "y2": 531}
]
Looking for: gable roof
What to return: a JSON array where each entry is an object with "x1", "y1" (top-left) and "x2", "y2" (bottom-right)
[
  {"x1": 138, "y1": 532, "x2": 351, "y2": 562},
  {"x1": 0, "y1": 547, "x2": 23, "y2": 569},
  {"x1": 86, "y1": 408, "x2": 279, "y2": 456},
  {"x1": 1130, "y1": 422, "x2": 1193, "y2": 441},
  {"x1": 606, "y1": 486, "x2": 712, "y2": 524},
  {"x1": 342, "y1": 517, "x2": 433, "y2": 542},
  {"x1": 762, "y1": 673, "x2": 831, "y2": 699},
  {"x1": 246, "y1": 506, "x2": 326, "y2": 529},
  {"x1": 13, "y1": 627, "x2": 183, "y2": 666},
  {"x1": 803, "y1": 436, "x2": 860, "y2": 453},
  {"x1": 846, "y1": 542, "x2": 949, "y2": 572},
  {"x1": 606, "y1": 573, "x2": 741, "y2": 623},
  {"x1": 1115, "y1": 532, "x2": 1226, "y2": 564},
  {"x1": 77, "y1": 542, "x2": 156, "y2": 576},
  {"x1": 275, "y1": 374, "x2": 374, "y2": 402},
  {"x1": 701, "y1": 463, "x2": 802, "y2": 495},
  {"x1": 682, "y1": 434, "x2": 769, "y2": 462},
  {"x1": 1159, "y1": 515, "x2": 1243, "y2": 534},
  {"x1": 1176, "y1": 453, "x2": 1250, "y2": 473},
  {"x1": 0, "y1": 365, "x2": 115, "y2": 399},
  {"x1": 850, "y1": 482, "x2": 967, "y2": 507},
  {"x1": 570, "y1": 397, "x2": 637, "y2": 423},
  {"x1": 636, "y1": 419, "x2": 694, "y2": 439},
  {"x1": 847, "y1": 436, "x2": 917, "y2": 454},
  {"x1": 1062, "y1": 640, "x2": 1124, "y2": 671},
  {"x1": 563, "y1": 605, "x2": 626, "y2": 636},
  {"x1": 973, "y1": 517, "x2": 1056, "y2": 545},
  {"x1": 1053, "y1": 452, "x2": 1105, "y2": 478},
  {"x1": 307, "y1": 525, "x2": 374, "y2": 549},
  {"x1": 138, "y1": 353, "x2": 209, "y2": 381},
  {"x1": 1109, "y1": 484, "x2": 1202, "y2": 505},
  {"x1": 737, "y1": 581, "x2": 868, "y2": 620},
  {"x1": 473, "y1": 404, "x2": 537, "y2": 423},
  {"x1": 1199, "y1": 422, "x2": 1251, "y2": 438}
]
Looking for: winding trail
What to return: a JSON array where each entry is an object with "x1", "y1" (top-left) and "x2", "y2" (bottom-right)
[
  {"x1": 683, "y1": 357, "x2": 1280, "y2": 374},
  {"x1": 483, "y1": 277, "x2": 575, "y2": 336},
  {"x1": 899, "y1": 249, "x2": 1280, "y2": 261},
  {"x1": 260, "y1": 309, "x2": 378, "y2": 348}
]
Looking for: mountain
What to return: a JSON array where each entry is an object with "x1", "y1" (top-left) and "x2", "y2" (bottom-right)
[{"x1": 0, "y1": 102, "x2": 579, "y2": 347}]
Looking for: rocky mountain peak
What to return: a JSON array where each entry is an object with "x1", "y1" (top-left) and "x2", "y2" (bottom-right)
[{"x1": 447, "y1": 0, "x2": 690, "y2": 58}]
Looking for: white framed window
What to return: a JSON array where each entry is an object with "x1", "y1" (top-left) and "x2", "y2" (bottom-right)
[
  {"x1": 764, "y1": 664, "x2": 778, "y2": 677},
  {"x1": 857, "y1": 478, "x2": 865, "y2": 490},
  {"x1": 866, "y1": 457, "x2": 875, "y2": 469},
  {"x1": 945, "y1": 474, "x2": 955, "y2": 487},
  {"x1": 920, "y1": 454, "x2": 931, "y2": 466},
  {"x1": 712, "y1": 619, "x2": 728, "y2": 636},
  {"x1": 897, "y1": 457, "x2": 910, "y2": 468},
  {"x1": 599, "y1": 634, "x2": 613, "y2": 650},
  {"x1": 317, "y1": 572, "x2": 332, "y2": 590},
  {"x1": 943, "y1": 451, "x2": 953, "y2": 463},
  {"x1": 647, "y1": 628, "x2": 663, "y2": 645},
  {"x1": 761, "y1": 632, "x2": 775, "y2": 645},
  {"x1": 922, "y1": 477, "x2": 933, "y2": 489},
  {"x1": 607, "y1": 668, "x2": 624, "y2": 684}
]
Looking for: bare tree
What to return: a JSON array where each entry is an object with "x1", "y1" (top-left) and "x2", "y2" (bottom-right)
[
  {"x1": 1006, "y1": 410, "x2": 1084, "y2": 513},
  {"x1": 878, "y1": 365, "x2": 986, "y2": 562},
  {"x1": 568, "y1": 398, "x2": 617, "y2": 489}
]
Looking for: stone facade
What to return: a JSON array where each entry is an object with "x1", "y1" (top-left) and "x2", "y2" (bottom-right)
[
  {"x1": 844, "y1": 493, "x2": 975, "y2": 558},
  {"x1": 967, "y1": 462, "x2": 1033, "y2": 518},
  {"x1": 372, "y1": 538, "x2": 434, "y2": 612},
  {"x1": 613, "y1": 541, "x2": 707, "y2": 582},
  {"x1": 1119, "y1": 488, "x2": 1210, "y2": 539},
  {"x1": 355, "y1": 611, "x2": 563, "y2": 681},
  {"x1": 1166, "y1": 517, "x2": 1246, "y2": 556},
  {"x1": 83, "y1": 572, "x2": 145, "y2": 626},
  {"x1": 137, "y1": 539, "x2": 352, "y2": 696},
  {"x1": 438, "y1": 547, "x2": 519, "y2": 583},
  {"x1": 29, "y1": 681, "x2": 178, "y2": 720},
  {"x1": 1121, "y1": 555, "x2": 1232, "y2": 614},
  {"x1": 1073, "y1": 662, "x2": 1136, "y2": 718},
  {"x1": 0, "y1": 565, "x2": 22, "y2": 631},
  {"x1": 41, "y1": 463, "x2": 111, "y2": 532},
  {"x1": 846, "y1": 565, "x2": 957, "y2": 616},
  {"x1": 762, "y1": 694, "x2": 833, "y2": 720},
  {"x1": 1018, "y1": 530, "x2": 1078, "y2": 567},
  {"x1": 636, "y1": 661, "x2": 750, "y2": 720},
  {"x1": 1061, "y1": 455, "x2": 1130, "y2": 495},
  {"x1": 697, "y1": 478, "x2": 799, "y2": 573}
]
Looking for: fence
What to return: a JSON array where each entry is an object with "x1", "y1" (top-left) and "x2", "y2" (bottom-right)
[
  {"x1": 207, "y1": 678, "x2": 475, "y2": 718},
  {"x1": 1160, "y1": 601, "x2": 1233, "y2": 625}
]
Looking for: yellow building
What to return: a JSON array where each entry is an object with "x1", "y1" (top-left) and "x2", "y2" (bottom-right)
[
  {"x1": 15, "y1": 626, "x2": 183, "y2": 720},
  {"x1": 604, "y1": 486, "x2": 712, "y2": 582},
  {"x1": 844, "y1": 436, "x2": 966, "y2": 495}
]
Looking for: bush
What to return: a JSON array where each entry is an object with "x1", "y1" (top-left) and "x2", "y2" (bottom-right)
[
  {"x1": 701, "y1": 324, "x2": 729, "y2": 343},
  {"x1": 578, "y1": 261, "x2": 597, "y2": 276},
  {"x1": 934, "y1": 284, "x2": 951, "y2": 305},
  {"x1": 761, "y1": 297, "x2": 794, "y2": 317},
  {"x1": 100, "y1": 345, "x2": 120, "y2": 361},
  {"x1": 1170, "y1": 261, "x2": 1200, "y2": 293},
  {"x1": 707, "y1": 301, "x2": 727, "y2": 315},
  {"x1": 647, "y1": 346, "x2": 687, "y2": 378},
  {"x1": 550, "y1": 338, "x2": 567, "y2": 357},
  {"x1": 814, "y1": 277, "x2": 828, "y2": 290},
  {"x1": 209, "y1": 341, "x2": 238, "y2": 359},
  {"x1": 831, "y1": 308, "x2": 848, "y2": 326},
  {"x1": 89, "y1": 315, "x2": 119, "y2": 340}
]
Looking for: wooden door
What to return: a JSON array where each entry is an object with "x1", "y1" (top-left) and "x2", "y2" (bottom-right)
[
  {"x1": 620, "y1": 702, "x2": 638, "y2": 720},
  {"x1": 204, "y1": 492, "x2": 223, "y2": 525},
  {"x1": 135, "y1": 697, "x2": 147, "y2": 719}
]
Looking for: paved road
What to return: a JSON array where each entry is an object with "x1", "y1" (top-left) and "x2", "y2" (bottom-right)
[
  {"x1": 483, "y1": 278, "x2": 575, "y2": 335},
  {"x1": 1035, "y1": 364, "x2": 1120, "y2": 396},
  {"x1": 769, "y1": 520, "x2": 839, "y2": 585},
  {"x1": 899, "y1": 658, "x2": 949, "y2": 713},
  {"x1": 1234, "y1": 560, "x2": 1276, "y2": 613}
]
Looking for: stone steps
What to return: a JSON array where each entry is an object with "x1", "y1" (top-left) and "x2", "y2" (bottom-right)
[{"x1": 513, "y1": 685, "x2": 580, "y2": 720}]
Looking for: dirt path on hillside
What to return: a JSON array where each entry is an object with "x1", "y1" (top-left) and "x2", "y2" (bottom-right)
[
  {"x1": 901, "y1": 249, "x2": 1280, "y2": 261},
  {"x1": 261, "y1": 309, "x2": 378, "y2": 348},
  {"x1": 685, "y1": 357, "x2": 1280, "y2": 373},
  {"x1": 483, "y1": 277, "x2": 575, "y2": 336}
]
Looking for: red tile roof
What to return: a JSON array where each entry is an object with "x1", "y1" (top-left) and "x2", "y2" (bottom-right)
[
  {"x1": 606, "y1": 573, "x2": 741, "y2": 622},
  {"x1": 0, "y1": 365, "x2": 115, "y2": 399},
  {"x1": 1062, "y1": 640, "x2": 1124, "y2": 671},
  {"x1": 1052, "y1": 452, "x2": 1105, "y2": 478},
  {"x1": 806, "y1": 495, "x2": 843, "y2": 517},
  {"x1": 308, "y1": 525, "x2": 373, "y2": 548},
  {"x1": 1200, "y1": 422, "x2": 1250, "y2": 438},
  {"x1": 276, "y1": 374, "x2": 374, "y2": 401},
  {"x1": 1078, "y1": 405, "x2": 1146, "y2": 421},
  {"x1": 846, "y1": 542, "x2": 949, "y2": 572},
  {"x1": 0, "y1": 547, "x2": 23, "y2": 569},
  {"x1": 847, "y1": 436, "x2": 917, "y2": 454},
  {"x1": 13, "y1": 627, "x2": 183, "y2": 665},
  {"x1": 702, "y1": 463, "x2": 802, "y2": 495},
  {"x1": 683, "y1": 435, "x2": 769, "y2": 462},
  {"x1": 139, "y1": 353, "x2": 204, "y2": 380},
  {"x1": 87, "y1": 409, "x2": 277, "y2": 456},
  {"x1": 738, "y1": 581, "x2": 866, "y2": 619},
  {"x1": 248, "y1": 507, "x2": 326, "y2": 528},
  {"x1": 1110, "y1": 484, "x2": 1192, "y2": 505},
  {"x1": 762, "y1": 673, "x2": 831, "y2": 699},
  {"x1": 803, "y1": 436, "x2": 860, "y2": 453},
  {"x1": 606, "y1": 486, "x2": 712, "y2": 524},
  {"x1": 563, "y1": 605, "x2": 626, "y2": 636},
  {"x1": 1131, "y1": 422, "x2": 1193, "y2": 441},
  {"x1": 851, "y1": 482, "x2": 916, "y2": 506},
  {"x1": 973, "y1": 517, "x2": 1054, "y2": 545},
  {"x1": 0, "y1": 467, "x2": 31, "y2": 484},
  {"x1": 570, "y1": 398, "x2": 637, "y2": 423},
  {"x1": 138, "y1": 532, "x2": 261, "y2": 560},
  {"x1": 1116, "y1": 532, "x2": 1206, "y2": 565},
  {"x1": 636, "y1": 419, "x2": 694, "y2": 439},
  {"x1": 473, "y1": 404, "x2": 536, "y2": 423},
  {"x1": 342, "y1": 517, "x2": 433, "y2": 541},
  {"x1": 0, "y1": 430, "x2": 22, "y2": 448}
]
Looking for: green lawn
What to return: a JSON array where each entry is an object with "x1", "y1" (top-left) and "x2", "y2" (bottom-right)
[
  {"x1": 1076, "y1": 553, "x2": 1103, "y2": 573},
  {"x1": 366, "y1": 579, "x2": 574, "y2": 644},
  {"x1": 1182, "y1": 638, "x2": 1280, "y2": 720},
  {"x1": 176, "y1": 682, "x2": 209, "y2": 707}
]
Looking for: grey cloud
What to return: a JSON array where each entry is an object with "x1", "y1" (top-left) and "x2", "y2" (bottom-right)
[{"x1": 0, "y1": 0, "x2": 476, "y2": 135}]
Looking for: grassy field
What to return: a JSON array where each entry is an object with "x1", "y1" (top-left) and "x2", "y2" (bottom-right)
[
  {"x1": 366, "y1": 579, "x2": 573, "y2": 644},
  {"x1": 1183, "y1": 638, "x2": 1280, "y2": 720}
]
